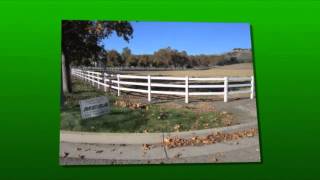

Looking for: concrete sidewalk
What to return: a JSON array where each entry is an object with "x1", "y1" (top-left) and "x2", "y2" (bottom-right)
[
  {"x1": 60, "y1": 122, "x2": 258, "y2": 144},
  {"x1": 59, "y1": 122, "x2": 260, "y2": 165},
  {"x1": 60, "y1": 136, "x2": 260, "y2": 165}
]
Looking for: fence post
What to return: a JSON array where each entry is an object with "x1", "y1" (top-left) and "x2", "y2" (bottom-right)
[
  {"x1": 90, "y1": 72, "x2": 92, "y2": 85},
  {"x1": 86, "y1": 71, "x2": 89, "y2": 83},
  {"x1": 250, "y1": 76, "x2": 254, "y2": 99},
  {"x1": 88, "y1": 71, "x2": 90, "y2": 83},
  {"x1": 108, "y1": 74, "x2": 111, "y2": 92},
  {"x1": 224, "y1": 77, "x2": 228, "y2": 102},
  {"x1": 90, "y1": 72, "x2": 93, "y2": 85},
  {"x1": 97, "y1": 73, "x2": 100, "y2": 89},
  {"x1": 117, "y1": 74, "x2": 120, "y2": 96},
  {"x1": 81, "y1": 69, "x2": 83, "y2": 80},
  {"x1": 148, "y1": 75, "x2": 151, "y2": 102},
  {"x1": 91, "y1": 72, "x2": 94, "y2": 86},
  {"x1": 83, "y1": 70, "x2": 86, "y2": 82},
  {"x1": 103, "y1": 73, "x2": 107, "y2": 92},
  {"x1": 185, "y1": 76, "x2": 189, "y2": 104}
]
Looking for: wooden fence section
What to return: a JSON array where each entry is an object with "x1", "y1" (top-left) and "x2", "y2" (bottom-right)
[{"x1": 71, "y1": 68, "x2": 255, "y2": 103}]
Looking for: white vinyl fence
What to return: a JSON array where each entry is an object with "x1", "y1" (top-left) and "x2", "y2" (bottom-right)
[{"x1": 71, "y1": 68, "x2": 255, "y2": 103}]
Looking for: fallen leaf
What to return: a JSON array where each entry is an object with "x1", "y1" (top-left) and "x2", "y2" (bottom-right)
[
  {"x1": 173, "y1": 152, "x2": 182, "y2": 158},
  {"x1": 63, "y1": 152, "x2": 69, "y2": 158},
  {"x1": 246, "y1": 132, "x2": 254, "y2": 137},
  {"x1": 142, "y1": 144, "x2": 152, "y2": 151}
]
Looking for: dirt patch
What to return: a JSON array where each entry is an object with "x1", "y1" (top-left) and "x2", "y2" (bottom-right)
[
  {"x1": 129, "y1": 63, "x2": 253, "y2": 77},
  {"x1": 161, "y1": 102, "x2": 216, "y2": 113}
]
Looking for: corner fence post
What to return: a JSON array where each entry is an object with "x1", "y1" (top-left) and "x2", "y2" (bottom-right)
[
  {"x1": 185, "y1": 76, "x2": 189, "y2": 104},
  {"x1": 224, "y1": 77, "x2": 228, "y2": 102},
  {"x1": 250, "y1": 76, "x2": 254, "y2": 99},
  {"x1": 117, "y1": 74, "x2": 120, "y2": 96},
  {"x1": 148, "y1": 75, "x2": 151, "y2": 102}
]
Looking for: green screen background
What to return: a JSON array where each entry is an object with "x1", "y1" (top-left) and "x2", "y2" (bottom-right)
[{"x1": 0, "y1": 0, "x2": 319, "y2": 179}]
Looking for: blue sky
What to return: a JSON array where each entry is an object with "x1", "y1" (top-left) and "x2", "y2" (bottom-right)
[{"x1": 101, "y1": 22, "x2": 251, "y2": 55}]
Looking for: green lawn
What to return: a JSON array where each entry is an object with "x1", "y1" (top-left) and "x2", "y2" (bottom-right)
[{"x1": 61, "y1": 78, "x2": 227, "y2": 133}]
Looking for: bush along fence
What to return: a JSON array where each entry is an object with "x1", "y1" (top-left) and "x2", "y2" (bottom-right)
[{"x1": 71, "y1": 68, "x2": 255, "y2": 103}]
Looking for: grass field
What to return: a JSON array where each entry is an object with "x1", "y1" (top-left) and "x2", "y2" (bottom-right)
[
  {"x1": 128, "y1": 63, "x2": 253, "y2": 77},
  {"x1": 61, "y1": 78, "x2": 231, "y2": 133}
]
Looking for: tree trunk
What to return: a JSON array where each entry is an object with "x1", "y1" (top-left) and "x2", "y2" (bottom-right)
[
  {"x1": 61, "y1": 66, "x2": 64, "y2": 107},
  {"x1": 62, "y1": 52, "x2": 72, "y2": 94},
  {"x1": 61, "y1": 52, "x2": 73, "y2": 106}
]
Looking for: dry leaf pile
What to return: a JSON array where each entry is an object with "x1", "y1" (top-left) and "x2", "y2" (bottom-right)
[
  {"x1": 163, "y1": 128, "x2": 258, "y2": 149},
  {"x1": 114, "y1": 100, "x2": 147, "y2": 110}
]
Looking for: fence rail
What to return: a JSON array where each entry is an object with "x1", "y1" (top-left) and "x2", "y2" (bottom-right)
[{"x1": 71, "y1": 68, "x2": 255, "y2": 103}]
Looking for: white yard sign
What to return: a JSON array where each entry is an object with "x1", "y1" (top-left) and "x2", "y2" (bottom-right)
[{"x1": 79, "y1": 96, "x2": 110, "y2": 119}]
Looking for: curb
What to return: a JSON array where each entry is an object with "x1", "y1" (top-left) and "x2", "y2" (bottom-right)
[
  {"x1": 60, "y1": 122, "x2": 258, "y2": 145},
  {"x1": 164, "y1": 122, "x2": 258, "y2": 139}
]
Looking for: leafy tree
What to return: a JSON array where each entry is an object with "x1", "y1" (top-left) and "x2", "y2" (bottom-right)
[
  {"x1": 97, "y1": 49, "x2": 108, "y2": 67},
  {"x1": 106, "y1": 50, "x2": 122, "y2": 67},
  {"x1": 172, "y1": 50, "x2": 189, "y2": 67},
  {"x1": 153, "y1": 47, "x2": 174, "y2": 67},
  {"x1": 62, "y1": 20, "x2": 133, "y2": 95},
  {"x1": 121, "y1": 47, "x2": 132, "y2": 66},
  {"x1": 127, "y1": 56, "x2": 138, "y2": 67},
  {"x1": 96, "y1": 47, "x2": 239, "y2": 69},
  {"x1": 136, "y1": 55, "x2": 149, "y2": 67}
]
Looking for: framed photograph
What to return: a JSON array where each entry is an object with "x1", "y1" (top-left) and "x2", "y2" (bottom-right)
[{"x1": 60, "y1": 21, "x2": 260, "y2": 165}]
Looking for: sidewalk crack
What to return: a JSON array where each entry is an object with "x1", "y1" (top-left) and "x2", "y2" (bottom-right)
[{"x1": 162, "y1": 132, "x2": 169, "y2": 159}]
